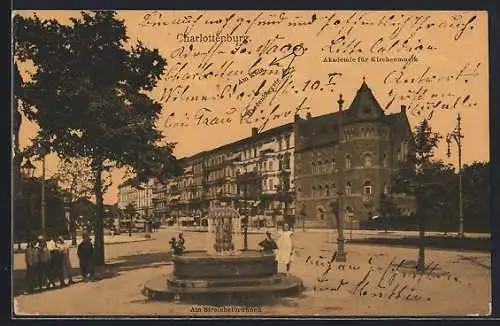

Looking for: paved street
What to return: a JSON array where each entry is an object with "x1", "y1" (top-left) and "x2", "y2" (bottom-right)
[{"x1": 13, "y1": 227, "x2": 491, "y2": 316}]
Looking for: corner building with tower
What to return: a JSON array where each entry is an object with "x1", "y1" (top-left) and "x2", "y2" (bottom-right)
[
  {"x1": 294, "y1": 81, "x2": 416, "y2": 228},
  {"x1": 136, "y1": 81, "x2": 416, "y2": 229}
]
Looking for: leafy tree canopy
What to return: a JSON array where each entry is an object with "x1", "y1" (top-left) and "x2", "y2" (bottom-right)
[{"x1": 14, "y1": 11, "x2": 179, "y2": 182}]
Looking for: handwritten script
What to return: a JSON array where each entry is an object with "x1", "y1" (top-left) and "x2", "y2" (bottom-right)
[
  {"x1": 135, "y1": 11, "x2": 485, "y2": 132},
  {"x1": 304, "y1": 252, "x2": 464, "y2": 302}
]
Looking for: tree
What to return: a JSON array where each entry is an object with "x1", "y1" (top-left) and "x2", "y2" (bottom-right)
[
  {"x1": 53, "y1": 157, "x2": 111, "y2": 244},
  {"x1": 13, "y1": 63, "x2": 24, "y2": 184},
  {"x1": 392, "y1": 119, "x2": 443, "y2": 272},
  {"x1": 124, "y1": 203, "x2": 138, "y2": 236},
  {"x1": 14, "y1": 11, "x2": 181, "y2": 266},
  {"x1": 393, "y1": 119, "x2": 443, "y2": 210},
  {"x1": 462, "y1": 162, "x2": 490, "y2": 232}
]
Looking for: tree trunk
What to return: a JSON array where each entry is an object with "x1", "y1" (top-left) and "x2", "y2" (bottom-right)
[{"x1": 93, "y1": 156, "x2": 105, "y2": 266}]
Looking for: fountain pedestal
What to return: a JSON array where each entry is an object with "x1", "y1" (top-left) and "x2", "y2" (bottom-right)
[{"x1": 142, "y1": 207, "x2": 303, "y2": 302}]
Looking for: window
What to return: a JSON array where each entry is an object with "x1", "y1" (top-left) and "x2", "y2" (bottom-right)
[
  {"x1": 285, "y1": 135, "x2": 291, "y2": 149},
  {"x1": 263, "y1": 179, "x2": 267, "y2": 190},
  {"x1": 284, "y1": 156, "x2": 291, "y2": 170},
  {"x1": 324, "y1": 159, "x2": 329, "y2": 173},
  {"x1": 363, "y1": 181, "x2": 372, "y2": 195},
  {"x1": 363, "y1": 153, "x2": 372, "y2": 167},
  {"x1": 312, "y1": 186, "x2": 316, "y2": 198},
  {"x1": 278, "y1": 138, "x2": 283, "y2": 152},
  {"x1": 317, "y1": 161, "x2": 322, "y2": 174},
  {"x1": 383, "y1": 182, "x2": 389, "y2": 194},
  {"x1": 254, "y1": 148, "x2": 257, "y2": 158},
  {"x1": 269, "y1": 179, "x2": 274, "y2": 191},
  {"x1": 383, "y1": 154, "x2": 388, "y2": 167},
  {"x1": 345, "y1": 182, "x2": 352, "y2": 195},
  {"x1": 345, "y1": 155, "x2": 351, "y2": 169},
  {"x1": 269, "y1": 161, "x2": 273, "y2": 170},
  {"x1": 325, "y1": 184, "x2": 330, "y2": 197},
  {"x1": 331, "y1": 159, "x2": 336, "y2": 171},
  {"x1": 312, "y1": 162, "x2": 316, "y2": 174}
]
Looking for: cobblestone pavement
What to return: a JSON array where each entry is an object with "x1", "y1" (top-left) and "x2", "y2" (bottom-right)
[{"x1": 13, "y1": 227, "x2": 491, "y2": 317}]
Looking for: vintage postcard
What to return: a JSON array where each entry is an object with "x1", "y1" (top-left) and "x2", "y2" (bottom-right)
[{"x1": 12, "y1": 10, "x2": 491, "y2": 317}]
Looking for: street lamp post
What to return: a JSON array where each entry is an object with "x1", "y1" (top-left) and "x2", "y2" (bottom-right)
[
  {"x1": 243, "y1": 183, "x2": 249, "y2": 251},
  {"x1": 63, "y1": 194, "x2": 73, "y2": 245},
  {"x1": 446, "y1": 113, "x2": 465, "y2": 237},
  {"x1": 335, "y1": 94, "x2": 347, "y2": 262},
  {"x1": 40, "y1": 149, "x2": 47, "y2": 235},
  {"x1": 21, "y1": 157, "x2": 47, "y2": 235},
  {"x1": 20, "y1": 157, "x2": 36, "y2": 247}
]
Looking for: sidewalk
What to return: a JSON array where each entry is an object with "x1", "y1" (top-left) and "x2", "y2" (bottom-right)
[
  {"x1": 13, "y1": 234, "x2": 149, "y2": 253},
  {"x1": 176, "y1": 226, "x2": 490, "y2": 239}
]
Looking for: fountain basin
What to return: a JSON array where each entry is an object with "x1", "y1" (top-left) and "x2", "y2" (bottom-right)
[
  {"x1": 142, "y1": 250, "x2": 303, "y2": 301},
  {"x1": 172, "y1": 250, "x2": 275, "y2": 279}
]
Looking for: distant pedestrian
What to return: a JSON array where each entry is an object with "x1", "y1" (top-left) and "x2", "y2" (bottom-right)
[
  {"x1": 56, "y1": 236, "x2": 74, "y2": 285},
  {"x1": 276, "y1": 225, "x2": 295, "y2": 274},
  {"x1": 36, "y1": 235, "x2": 53, "y2": 289},
  {"x1": 25, "y1": 239, "x2": 40, "y2": 293},
  {"x1": 77, "y1": 233, "x2": 95, "y2": 281}
]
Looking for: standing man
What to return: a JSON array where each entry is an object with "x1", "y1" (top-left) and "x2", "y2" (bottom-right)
[
  {"x1": 77, "y1": 233, "x2": 95, "y2": 281},
  {"x1": 37, "y1": 235, "x2": 53, "y2": 289},
  {"x1": 24, "y1": 238, "x2": 40, "y2": 293},
  {"x1": 276, "y1": 225, "x2": 295, "y2": 274}
]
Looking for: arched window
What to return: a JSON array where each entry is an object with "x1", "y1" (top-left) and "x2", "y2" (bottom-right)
[
  {"x1": 331, "y1": 159, "x2": 336, "y2": 171},
  {"x1": 325, "y1": 184, "x2": 330, "y2": 197},
  {"x1": 324, "y1": 159, "x2": 329, "y2": 173},
  {"x1": 345, "y1": 182, "x2": 352, "y2": 195},
  {"x1": 317, "y1": 161, "x2": 322, "y2": 174},
  {"x1": 363, "y1": 181, "x2": 372, "y2": 195},
  {"x1": 312, "y1": 185, "x2": 316, "y2": 198},
  {"x1": 363, "y1": 153, "x2": 372, "y2": 167},
  {"x1": 345, "y1": 154, "x2": 352, "y2": 169},
  {"x1": 383, "y1": 154, "x2": 388, "y2": 167},
  {"x1": 312, "y1": 162, "x2": 316, "y2": 174}
]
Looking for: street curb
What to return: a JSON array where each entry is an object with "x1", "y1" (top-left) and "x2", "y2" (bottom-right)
[{"x1": 13, "y1": 238, "x2": 153, "y2": 254}]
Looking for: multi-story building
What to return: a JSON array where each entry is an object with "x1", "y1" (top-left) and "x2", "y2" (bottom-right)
[
  {"x1": 294, "y1": 81, "x2": 416, "y2": 228},
  {"x1": 142, "y1": 81, "x2": 416, "y2": 229},
  {"x1": 117, "y1": 178, "x2": 154, "y2": 217},
  {"x1": 151, "y1": 125, "x2": 296, "y2": 222}
]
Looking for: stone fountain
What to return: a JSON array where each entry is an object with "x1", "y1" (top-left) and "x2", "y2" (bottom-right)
[{"x1": 142, "y1": 206, "x2": 303, "y2": 302}]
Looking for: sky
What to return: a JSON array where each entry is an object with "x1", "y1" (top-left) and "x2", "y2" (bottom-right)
[{"x1": 14, "y1": 10, "x2": 489, "y2": 204}]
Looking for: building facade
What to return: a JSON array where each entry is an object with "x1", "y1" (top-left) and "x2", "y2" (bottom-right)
[
  {"x1": 117, "y1": 178, "x2": 154, "y2": 218},
  {"x1": 133, "y1": 81, "x2": 416, "y2": 228},
  {"x1": 294, "y1": 81, "x2": 416, "y2": 228},
  {"x1": 151, "y1": 125, "x2": 296, "y2": 224}
]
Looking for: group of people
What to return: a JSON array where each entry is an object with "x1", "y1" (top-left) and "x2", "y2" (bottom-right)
[
  {"x1": 258, "y1": 224, "x2": 295, "y2": 274},
  {"x1": 24, "y1": 232, "x2": 96, "y2": 293},
  {"x1": 169, "y1": 232, "x2": 185, "y2": 255}
]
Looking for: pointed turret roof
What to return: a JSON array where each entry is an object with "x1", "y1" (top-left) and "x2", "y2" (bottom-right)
[{"x1": 346, "y1": 80, "x2": 386, "y2": 118}]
